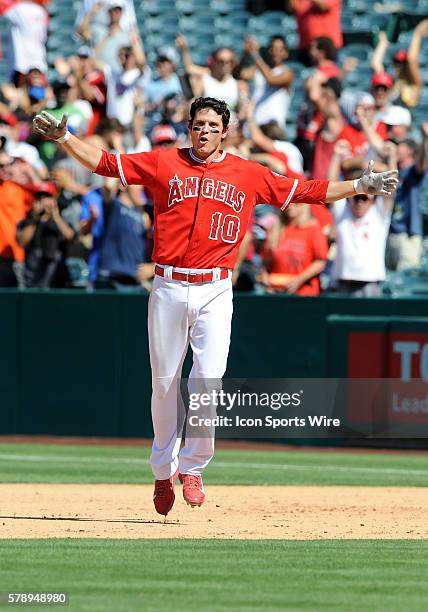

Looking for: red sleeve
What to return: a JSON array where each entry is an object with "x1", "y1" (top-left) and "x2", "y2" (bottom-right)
[
  {"x1": 95, "y1": 149, "x2": 160, "y2": 188},
  {"x1": 255, "y1": 165, "x2": 328, "y2": 209}
]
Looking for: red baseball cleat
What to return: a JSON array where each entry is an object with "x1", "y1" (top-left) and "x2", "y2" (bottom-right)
[
  {"x1": 153, "y1": 469, "x2": 179, "y2": 516},
  {"x1": 180, "y1": 474, "x2": 205, "y2": 507}
]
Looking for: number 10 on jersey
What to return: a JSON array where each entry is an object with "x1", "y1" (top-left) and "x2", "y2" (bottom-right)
[{"x1": 209, "y1": 212, "x2": 241, "y2": 244}]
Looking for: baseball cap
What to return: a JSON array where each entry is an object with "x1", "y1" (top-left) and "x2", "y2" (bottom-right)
[
  {"x1": 372, "y1": 72, "x2": 394, "y2": 89},
  {"x1": 377, "y1": 105, "x2": 412, "y2": 127},
  {"x1": 34, "y1": 182, "x2": 56, "y2": 196},
  {"x1": 157, "y1": 46, "x2": 179, "y2": 66},
  {"x1": 151, "y1": 124, "x2": 177, "y2": 144},
  {"x1": 77, "y1": 45, "x2": 91, "y2": 58},
  {"x1": 393, "y1": 49, "x2": 408, "y2": 63}
]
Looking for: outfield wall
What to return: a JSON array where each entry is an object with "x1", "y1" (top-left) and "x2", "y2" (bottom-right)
[{"x1": 1, "y1": 290, "x2": 428, "y2": 438}]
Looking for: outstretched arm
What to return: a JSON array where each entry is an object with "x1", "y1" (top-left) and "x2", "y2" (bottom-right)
[
  {"x1": 326, "y1": 160, "x2": 398, "y2": 202},
  {"x1": 33, "y1": 111, "x2": 102, "y2": 171}
]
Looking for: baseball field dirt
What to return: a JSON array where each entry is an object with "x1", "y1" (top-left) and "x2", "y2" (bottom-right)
[{"x1": 1, "y1": 484, "x2": 427, "y2": 539}]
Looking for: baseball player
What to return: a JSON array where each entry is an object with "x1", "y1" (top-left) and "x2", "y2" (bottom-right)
[{"x1": 33, "y1": 97, "x2": 398, "y2": 516}]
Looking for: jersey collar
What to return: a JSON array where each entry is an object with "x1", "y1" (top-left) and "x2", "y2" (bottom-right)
[{"x1": 188, "y1": 148, "x2": 227, "y2": 164}]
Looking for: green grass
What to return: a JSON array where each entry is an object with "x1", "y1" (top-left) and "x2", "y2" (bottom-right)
[
  {"x1": 0, "y1": 539, "x2": 427, "y2": 611},
  {"x1": 0, "y1": 442, "x2": 427, "y2": 486}
]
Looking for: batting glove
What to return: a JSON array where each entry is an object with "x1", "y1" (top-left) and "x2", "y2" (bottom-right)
[
  {"x1": 33, "y1": 111, "x2": 71, "y2": 143},
  {"x1": 354, "y1": 160, "x2": 399, "y2": 196}
]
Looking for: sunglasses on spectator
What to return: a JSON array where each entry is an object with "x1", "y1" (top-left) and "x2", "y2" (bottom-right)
[
  {"x1": 216, "y1": 58, "x2": 233, "y2": 64},
  {"x1": 352, "y1": 195, "x2": 371, "y2": 202}
]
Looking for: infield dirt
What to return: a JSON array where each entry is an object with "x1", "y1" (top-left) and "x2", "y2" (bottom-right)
[{"x1": 1, "y1": 484, "x2": 427, "y2": 539}]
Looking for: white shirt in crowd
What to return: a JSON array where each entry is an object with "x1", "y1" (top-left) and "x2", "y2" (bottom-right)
[
  {"x1": 272, "y1": 140, "x2": 304, "y2": 174},
  {"x1": 202, "y1": 73, "x2": 239, "y2": 110},
  {"x1": 331, "y1": 198, "x2": 392, "y2": 282},
  {"x1": 252, "y1": 65, "x2": 291, "y2": 128},
  {"x1": 75, "y1": 0, "x2": 137, "y2": 45},
  {"x1": 105, "y1": 66, "x2": 146, "y2": 127},
  {"x1": 4, "y1": 1, "x2": 48, "y2": 76}
]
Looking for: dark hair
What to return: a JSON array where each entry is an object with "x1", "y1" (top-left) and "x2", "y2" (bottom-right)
[
  {"x1": 322, "y1": 77, "x2": 342, "y2": 99},
  {"x1": 314, "y1": 36, "x2": 337, "y2": 62},
  {"x1": 400, "y1": 138, "x2": 418, "y2": 155},
  {"x1": 95, "y1": 118, "x2": 124, "y2": 136},
  {"x1": 260, "y1": 121, "x2": 286, "y2": 141},
  {"x1": 269, "y1": 35, "x2": 288, "y2": 51},
  {"x1": 189, "y1": 97, "x2": 230, "y2": 129}
]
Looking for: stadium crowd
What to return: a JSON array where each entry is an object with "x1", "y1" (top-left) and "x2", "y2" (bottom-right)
[{"x1": 0, "y1": 0, "x2": 427, "y2": 296}]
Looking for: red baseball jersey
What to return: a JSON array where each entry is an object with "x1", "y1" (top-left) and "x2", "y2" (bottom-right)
[{"x1": 95, "y1": 147, "x2": 329, "y2": 270}]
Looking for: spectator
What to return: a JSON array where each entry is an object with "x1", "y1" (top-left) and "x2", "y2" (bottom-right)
[
  {"x1": 286, "y1": 0, "x2": 342, "y2": 64},
  {"x1": 294, "y1": 71, "x2": 332, "y2": 172},
  {"x1": 371, "y1": 22, "x2": 428, "y2": 109},
  {"x1": 377, "y1": 106, "x2": 412, "y2": 144},
  {"x1": 176, "y1": 35, "x2": 240, "y2": 110},
  {"x1": 222, "y1": 113, "x2": 250, "y2": 159},
  {"x1": 16, "y1": 182, "x2": 75, "y2": 288},
  {"x1": 55, "y1": 47, "x2": 107, "y2": 136},
  {"x1": 144, "y1": 47, "x2": 182, "y2": 130},
  {"x1": 158, "y1": 94, "x2": 189, "y2": 144},
  {"x1": 329, "y1": 146, "x2": 397, "y2": 296},
  {"x1": 371, "y1": 72, "x2": 394, "y2": 115},
  {"x1": 309, "y1": 36, "x2": 341, "y2": 79},
  {"x1": 386, "y1": 125, "x2": 428, "y2": 271},
  {"x1": 331, "y1": 192, "x2": 393, "y2": 296},
  {"x1": 0, "y1": 152, "x2": 32, "y2": 286},
  {"x1": 75, "y1": 0, "x2": 136, "y2": 46},
  {"x1": 80, "y1": 177, "x2": 150, "y2": 290},
  {"x1": 246, "y1": 102, "x2": 304, "y2": 177},
  {"x1": 93, "y1": 0, "x2": 132, "y2": 72},
  {"x1": 0, "y1": 0, "x2": 48, "y2": 85},
  {"x1": 104, "y1": 33, "x2": 147, "y2": 145},
  {"x1": 263, "y1": 204, "x2": 328, "y2": 296},
  {"x1": 238, "y1": 35, "x2": 294, "y2": 128},
  {"x1": 150, "y1": 124, "x2": 178, "y2": 150},
  {"x1": 1, "y1": 67, "x2": 54, "y2": 118},
  {"x1": 0, "y1": 113, "x2": 47, "y2": 179},
  {"x1": 310, "y1": 77, "x2": 345, "y2": 178},
  {"x1": 38, "y1": 79, "x2": 91, "y2": 166}
]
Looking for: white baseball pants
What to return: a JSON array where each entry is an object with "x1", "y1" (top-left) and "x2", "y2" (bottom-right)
[{"x1": 148, "y1": 269, "x2": 233, "y2": 479}]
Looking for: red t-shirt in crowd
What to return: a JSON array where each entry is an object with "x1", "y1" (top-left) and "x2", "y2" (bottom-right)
[
  {"x1": 95, "y1": 147, "x2": 329, "y2": 270},
  {"x1": 267, "y1": 219, "x2": 328, "y2": 296},
  {"x1": 317, "y1": 61, "x2": 342, "y2": 80},
  {"x1": 85, "y1": 70, "x2": 107, "y2": 135},
  {"x1": 0, "y1": 180, "x2": 32, "y2": 262},
  {"x1": 311, "y1": 121, "x2": 387, "y2": 179},
  {"x1": 294, "y1": 0, "x2": 342, "y2": 50}
]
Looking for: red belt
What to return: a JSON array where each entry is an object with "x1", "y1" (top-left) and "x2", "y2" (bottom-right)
[{"x1": 155, "y1": 265, "x2": 229, "y2": 284}]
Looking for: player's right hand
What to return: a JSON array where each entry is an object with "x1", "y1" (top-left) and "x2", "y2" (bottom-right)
[{"x1": 33, "y1": 111, "x2": 69, "y2": 141}]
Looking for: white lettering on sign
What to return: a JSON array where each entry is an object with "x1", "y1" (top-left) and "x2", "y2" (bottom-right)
[{"x1": 392, "y1": 341, "x2": 428, "y2": 381}]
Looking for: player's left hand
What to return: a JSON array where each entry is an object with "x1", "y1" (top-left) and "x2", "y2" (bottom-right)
[
  {"x1": 354, "y1": 160, "x2": 399, "y2": 196},
  {"x1": 33, "y1": 111, "x2": 68, "y2": 141}
]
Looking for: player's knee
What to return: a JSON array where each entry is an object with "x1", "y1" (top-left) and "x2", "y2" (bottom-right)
[{"x1": 152, "y1": 376, "x2": 176, "y2": 400}]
